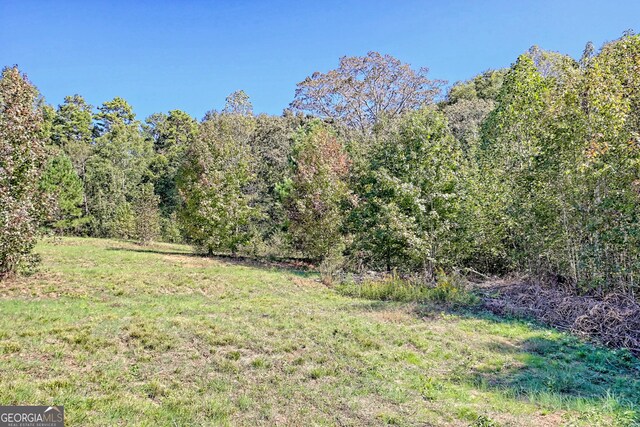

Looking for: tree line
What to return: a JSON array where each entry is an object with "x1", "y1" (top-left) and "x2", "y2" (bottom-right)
[{"x1": 1, "y1": 33, "x2": 639, "y2": 299}]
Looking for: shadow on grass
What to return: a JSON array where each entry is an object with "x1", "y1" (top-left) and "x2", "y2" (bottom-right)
[
  {"x1": 448, "y1": 308, "x2": 640, "y2": 425},
  {"x1": 468, "y1": 334, "x2": 640, "y2": 424},
  {"x1": 107, "y1": 246, "x2": 196, "y2": 257},
  {"x1": 350, "y1": 298, "x2": 640, "y2": 420},
  {"x1": 105, "y1": 245, "x2": 314, "y2": 278},
  {"x1": 474, "y1": 335, "x2": 639, "y2": 401}
]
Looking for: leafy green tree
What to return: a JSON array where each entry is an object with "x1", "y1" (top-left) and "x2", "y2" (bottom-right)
[
  {"x1": 94, "y1": 96, "x2": 136, "y2": 135},
  {"x1": 443, "y1": 99, "x2": 495, "y2": 158},
  {"x1": 476, "y1": 48, "x2": 586, "y2": 280},
  {"x1": 52, "y1": 95, "x2": 93, "y2": 148},
  {"x1": 478, "y1": 54, "x2": 551, "y2": 270},
  {"x1": 444, "y1": 70, "x2": 505, "y2": 157},
  {"x1": 84, "y1": 156, "x2": 125, "y2": 236},
  {"x1": 527, "y1": 45, "x2": 578, "y2": 80},
  {"x1": 160, "y1": 212, "x2": 182, "y2": 243},
  {"x1": 0, "y1": 66, "x2": 47, "y2": 278},
  {"x1": 469, "y1": 37, "x2": 640, "y2": 296},
  {"x1": 246, "y1": 112, "x2": 317, "y2": 252},
  {"x1": 4, "y1": 37, "x2": 639, "y2": 301},
  {"x1": 112, "y1": 202, "x2": 135, "y2": 239},
  {"x1": 40, "y1": 104, "x2": 56, "y2": 142},
  {"x1": 178, "y1": 112, "x2": 259, "y2": 255},
  {"x1": 447, "y1": 69, "x2": 506, "y2": 104},
  {"x1": 349, "y1": 108, "x2": 462, "y2": 275},
  {"x1": 572, "y1": 33, "x2": 640, "y2": 292},
  {"x1": 145, "y1": 109, "x2": 197, "y2": 219}
]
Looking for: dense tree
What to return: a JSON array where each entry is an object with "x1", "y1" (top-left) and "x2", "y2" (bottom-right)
[
  {"x1": 247, "y1": 114, "x2": 295, "y2": 248},
  {"x1": 478, "y1": 54, "x2": 552, "y2": 272},
  {"x1": 473, "y1": 39, "x2": 640, "y2": 291},
  {"x1": 291, "y1": 52, "x2": 444, "y2": 133},
  {"x1": 443, "y1": 99, "x2": 495, "y2": 158},
  {"x1": 112, "y1": 202, "x2": 135, "y2": 240},
  {"x1": 94, "y1": 96, "x2": 136, "y2": 135},
  {"x1": 0, "y1": 66, "x2": 47, "y2": 277},
  {"x1": 178, "y1": 112, "x2": 259, "y2": 255},
  {"x1": 447, "y1": 69, "x2": 506, "y2": 104},
  {"x1": 573, "y1": 33, "x2": 640, "y2": 292},
  {"x1": 3, "y1": 37, "x2": 640, "y2": 301},
  {"x1": 86, "y1": 98, "x2": 153, "y2": 236},
  {"x1": 443, "y1": 70, "x2": 504, "y2": 157},
  {"x1": 527, "y1": 45, "x2": 578, "y2": 80},
  {"x1": 349, "y1": 108, "x2": 462, "y2": 275},
  {"x1": 145, "y1": 110, "x2": 197, "y2": 153},
  {"x1": 52, "y1": 95, "x2": 93, "y2": 149},
  {"x1": 279, "y1": 120, "x2": 350, "y2": 261},
  {"x1": 145, "y1": 109, "x2": 197, "y2": 218}
]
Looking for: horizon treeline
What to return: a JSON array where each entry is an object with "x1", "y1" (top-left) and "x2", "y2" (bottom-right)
[{"x1": 1, "y1": 32, "x2": 639, "y2": 299}]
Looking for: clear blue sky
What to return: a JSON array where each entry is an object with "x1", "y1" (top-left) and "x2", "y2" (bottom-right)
[{"x1": 2, "y1": 0, "x2": 638, "y2": 120}]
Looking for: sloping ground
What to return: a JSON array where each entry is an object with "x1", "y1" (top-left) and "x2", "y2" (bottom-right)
[{"x1": 0, "y1": 238, "x2": 638, "y2": 426}]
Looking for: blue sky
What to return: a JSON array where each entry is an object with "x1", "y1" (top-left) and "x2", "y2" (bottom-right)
[{"x1": 1, "y1": 1, "x2": 638, "y2": 120}]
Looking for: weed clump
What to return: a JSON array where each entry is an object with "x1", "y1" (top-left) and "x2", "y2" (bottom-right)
[{"x1": 336, "y1": 270, "x2": 479, "y2": 308}]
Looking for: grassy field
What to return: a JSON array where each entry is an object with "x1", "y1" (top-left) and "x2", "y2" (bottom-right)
[{"x1": 0, "y1": 237, "x2": 638, "y2": 426}]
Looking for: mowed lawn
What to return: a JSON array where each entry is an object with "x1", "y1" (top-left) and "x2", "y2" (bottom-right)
[{"x1": 0, "y1": 238, "x2": 638, "y2": 426}]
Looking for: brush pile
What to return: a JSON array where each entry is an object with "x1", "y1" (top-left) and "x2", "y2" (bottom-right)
[{"x1": 481, "y1": 281, "x2": 640, "y2": 356}]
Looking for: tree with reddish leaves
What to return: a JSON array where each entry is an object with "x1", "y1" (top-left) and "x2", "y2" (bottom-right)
[
  {"x1": 279, "y1": 120, "x2": 350, "y2": 261},
  {"x1": 0, "y1": 66, "x2": 47, "y2": 278}
]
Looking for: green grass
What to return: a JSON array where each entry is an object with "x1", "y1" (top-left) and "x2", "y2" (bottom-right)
[{"x1": 0, "y1": 237, "x2": 638, "y2": 426}]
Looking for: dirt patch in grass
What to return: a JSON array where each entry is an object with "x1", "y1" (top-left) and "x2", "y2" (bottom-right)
[
  {"x1": 0, "y1": 271, "x2": 80, "y2": 299},
  {"x1": 161, "y1": 254, "x2": 219, "y2": 268},
  {"x1": 367, "y1": 307, "x2": 416, "y2": 324}
]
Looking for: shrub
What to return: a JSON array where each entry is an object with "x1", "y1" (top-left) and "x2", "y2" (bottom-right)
[
  {"x1": 160, "y1": 212, "x2": 183, "y2": 243},
  {"x1": 318, "y1": 252, "x2": 345, "y2": 285}
]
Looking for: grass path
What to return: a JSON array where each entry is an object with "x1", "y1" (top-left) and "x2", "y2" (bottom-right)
[{"x1": 0, "y1": 237, "x2": 638, "y2": 426}]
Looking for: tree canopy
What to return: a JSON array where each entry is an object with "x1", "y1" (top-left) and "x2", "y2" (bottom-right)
[{"x1": 291, "y1": 51, "x2": 445, "y2": 133}]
